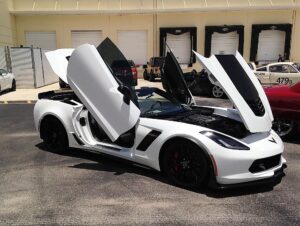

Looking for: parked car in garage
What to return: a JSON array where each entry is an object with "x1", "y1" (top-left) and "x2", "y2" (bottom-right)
[
  {"x1": 254, "y1": 62, "x2": 300, "y2": 85},
  {"x1": 183, "y1": 69, "x2": 225, "y2": 98},
  {"x1": 264, "y1": 82, "x2": 300, "y2": 138},
  {"x1": 0, "y1": 69, "x2": 16, "y2": 93},
  {"x1": 143, "y1": 57, "x2": 165, "y2": 81}
]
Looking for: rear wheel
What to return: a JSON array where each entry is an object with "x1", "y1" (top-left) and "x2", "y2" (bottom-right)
[
  {"x1": 272, "y1": 118, "x2": 296, "y2": 139},
  {"x1": 40, "y1": 116, "x2": 69, "y2": 153},
  {"x1": 211, "y1": 85, "x2": 224, "y2": 98},
  {"x1": 11, "y1": 79, "x2": 16, "y2": 91},
  {"x1": 162, "y1": 139, "x2": 209, "y2": 188},
  {"x1": 143, "y1": 70, "x2": 148, "y2": 80}
]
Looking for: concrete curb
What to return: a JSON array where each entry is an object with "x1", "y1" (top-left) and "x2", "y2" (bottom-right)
[{"x1": 0, "y1": 100, "x2": 36, "y2": 104}]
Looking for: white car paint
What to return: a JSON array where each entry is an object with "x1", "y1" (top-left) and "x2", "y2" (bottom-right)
[
  {"x1": 254, "y1": 62, "x2": 300, "y2": 85},
  {"x1": 34, "y1": 43, "x2": 286, "y2": 188},
  {"x1": 67, "y1": 44, "x2": 140, "y2": 141},
  {"x1": 194, "y1": 51, "x2": 273, "y2": 133},
  {"x1": 0, "y1": 69, "x2": 15, "y2": 92},
  {"x1": 45, "y1": 48, "x2": 74, "y2": 84}
]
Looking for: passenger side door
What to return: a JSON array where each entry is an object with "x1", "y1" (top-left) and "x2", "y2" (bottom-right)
[{"x1": 269, "y1": 64, "x2": 292, "y2": 85}]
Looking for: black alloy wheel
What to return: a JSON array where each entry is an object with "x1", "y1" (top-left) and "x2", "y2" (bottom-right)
[
  {"x1": 272, "y1": 118, "x2": 296, "y2": 139},
  {"x1": 40, "y1": 116, "x2": 69, "y2": 153},
  {"x1": 162, "y1": 140, "x2": 209, "y2": 188}
]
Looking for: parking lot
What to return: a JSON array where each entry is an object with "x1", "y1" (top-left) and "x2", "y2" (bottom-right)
[{"x1": 0, "y1": 84, "x2": 299, "y2": 225}]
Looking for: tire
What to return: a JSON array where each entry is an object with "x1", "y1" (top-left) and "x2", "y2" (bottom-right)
[
  {"x1": 272, "y1": 118, "x2": 296, "y2": 139},
  {"x1": 11, "y1": 79, "x2": 16, "y2": 91},
  {"x1": 162, "y1": 139, "x2": 209, "y2": 189},
  {"x1": 40, "y1": 116, "x2": 69, "y2": 153},
  {"x1": 149, "y1": 73, "x2": 155, "y2": 82},
  {"x1": 143, "y1": 70, "x2": 148, "y2": 80},
  {"x1": 211, "y1": 85, "x2": 224, "y2": 98}
]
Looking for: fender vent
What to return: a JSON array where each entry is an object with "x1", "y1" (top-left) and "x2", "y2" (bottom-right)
[{"x1": 137, "y1": 130, "x2": 161, "y2": 152}]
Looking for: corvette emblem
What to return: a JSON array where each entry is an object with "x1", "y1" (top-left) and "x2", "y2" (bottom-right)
[{"x1": 269, "y1": 137, "x2": 277, "y2": 143}]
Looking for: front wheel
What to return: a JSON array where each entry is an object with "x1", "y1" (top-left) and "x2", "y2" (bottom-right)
[
  {"x1": 272, "y1": 118, "x2": 296, "y2": 139},
  {"x1": 162, "y1": 140, "x2": 209, "y2": 188},
  {"x1": 40, "y1": 116, "x2": 69, "y2": 153},
  {"x1": 11, "y1": 79, "x2": 16, "y2": 91},
  {"x1": 211, "y1": 85, "x2": 224, "y2": 98}
]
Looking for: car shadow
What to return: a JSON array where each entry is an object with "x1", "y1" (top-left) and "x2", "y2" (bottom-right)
[{"x1": 36, "y1": 143, "x2": 278, "y2": 198}]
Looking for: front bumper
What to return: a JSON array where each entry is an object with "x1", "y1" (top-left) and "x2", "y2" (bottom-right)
[{"x1": 208, "y1": 164, "x2": 287, "y2": 189}]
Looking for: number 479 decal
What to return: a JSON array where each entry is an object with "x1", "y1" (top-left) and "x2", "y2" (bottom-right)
[{"x1": 276, "y1": 77, "x2": 292, "y2": 85}]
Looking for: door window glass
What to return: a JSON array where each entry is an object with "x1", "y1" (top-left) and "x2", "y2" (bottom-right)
[
  {"x1": 287, "y1": 65, "x2": 298, "y2": 73},
  {"x1": 269, "y1": 65, "x2": 289, "y2": 73},
  {"x1": 256, "y1": 67, "x2": 267, "y2": 72}
]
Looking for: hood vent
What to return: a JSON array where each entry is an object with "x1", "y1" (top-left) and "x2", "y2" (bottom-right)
[{"x1": 247, "y1": 98, "x2": 265, "y2": 117}]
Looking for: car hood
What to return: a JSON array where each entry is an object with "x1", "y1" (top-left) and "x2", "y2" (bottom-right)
[
  {"x1": 194, "y1": 51, "x2": 274, "y2": 133},
  {"x1": 45, "y1": 49, "x2": 74, "y2": 83}
]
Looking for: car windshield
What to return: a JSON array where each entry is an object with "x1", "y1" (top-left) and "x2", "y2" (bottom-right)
[
  {"x1": 292, "y1": 63, "x2": 300, "y2": 72},
  {"x1": 136, "y1": 88, "x2": 190, "y2": 117}
]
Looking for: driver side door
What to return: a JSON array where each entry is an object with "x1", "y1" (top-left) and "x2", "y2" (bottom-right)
[{"x1": 67, "y1": 44, "x2": 141, "y2": 143}]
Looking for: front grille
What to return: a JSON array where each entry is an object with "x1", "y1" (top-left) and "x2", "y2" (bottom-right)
[
  {"x1": 249, "y1": 154, "x2": 281, "y2": 173},
  {"x1": 247, "y1": 98, "x2": 265, "y2": 116}
]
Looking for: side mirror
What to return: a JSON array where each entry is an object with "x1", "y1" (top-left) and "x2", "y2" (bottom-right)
[{"x1": 118, "y1": 85, "x2": 131, "y2": 105}]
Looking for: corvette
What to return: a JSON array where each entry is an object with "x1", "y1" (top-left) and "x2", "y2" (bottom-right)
[{"x1": 34, "y1": 38, "x2": 286, "y2": 189}]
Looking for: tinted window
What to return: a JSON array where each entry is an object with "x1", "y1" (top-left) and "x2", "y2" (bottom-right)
[
  {"x1": 256, "y1": 67, "x2": 267, "y2": 72},
  {"x1": 269, "y1": 65, "x2": 289, "y2": 73}
]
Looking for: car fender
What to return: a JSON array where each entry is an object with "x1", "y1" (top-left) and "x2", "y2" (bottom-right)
[{"x1": 34, "y1": 100, "x2": 79, "y2": 147}]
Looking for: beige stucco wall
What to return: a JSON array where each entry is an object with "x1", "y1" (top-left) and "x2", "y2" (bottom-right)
[
  {"x1": 0, "y1": 0, "x2": 16, "y2": 46},
  {"x1": 14, "y1": 9, "x2": 299, "y2": 65},
  {"x1": 291, "y1": 10, "x2": 300, "y2": 63},
  {"x1": 16, "y1": 14, "x2": 154, "y2": 60}
]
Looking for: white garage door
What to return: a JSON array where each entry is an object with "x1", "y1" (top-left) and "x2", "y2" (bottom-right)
[
  {"x1": 71, "y1": 30, "x2": 103, "y2": 48},
  {"x1": 117, "y1": 30, "x2": 147, "y2": 65},
  {"x1": 211, "y1": 31, "x2": 239, "y2": 55},
  {"x1": 166, "y1": 32, "x2": 191, "y2": 64},
  {"x1": 25, "y1": 31, "x2": 56, "y2": 50},
  {"x1": 257, "y1": 30, "x2": 285, "y2": 62}
]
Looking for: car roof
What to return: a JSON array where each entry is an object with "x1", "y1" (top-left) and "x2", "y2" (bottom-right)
[{"x1": 266, "y1": 62, "x2": 294, "y2": 67}]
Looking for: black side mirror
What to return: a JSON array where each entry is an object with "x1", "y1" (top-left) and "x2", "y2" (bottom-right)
[{"x1": 118, "y1": 85, "x2": 131, "y2": 105}]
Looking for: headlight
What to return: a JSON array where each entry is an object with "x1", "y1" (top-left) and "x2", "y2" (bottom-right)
[{"x1": 200, "y1": 131, "x2": 250, "y2": 150}]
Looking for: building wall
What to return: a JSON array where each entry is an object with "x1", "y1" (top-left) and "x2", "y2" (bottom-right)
[
  {"x1": 291, "y1": 10, "x2": 300, "y2": 63},
  {"x1": 16, "y1": 14, "x2": 154, "y2": 60},
  {"x1": 0, "y1": 0, "x2": 16, "y2": 46},
  {"x1": 15, "y1": 9, "x2": 299, "y2": 65}
]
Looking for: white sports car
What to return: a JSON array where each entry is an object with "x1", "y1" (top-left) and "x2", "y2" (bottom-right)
[
  {"x1": 0, "y1": 68, "x2": 16, "y2": 93},
  {"x1": 34, "y1": 38, "x2": 286, "y2": 189}
]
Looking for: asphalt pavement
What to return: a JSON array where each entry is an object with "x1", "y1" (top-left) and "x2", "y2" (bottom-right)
[{"x1": 0, "y1": 102, "x2": 299, "y2": 225}]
